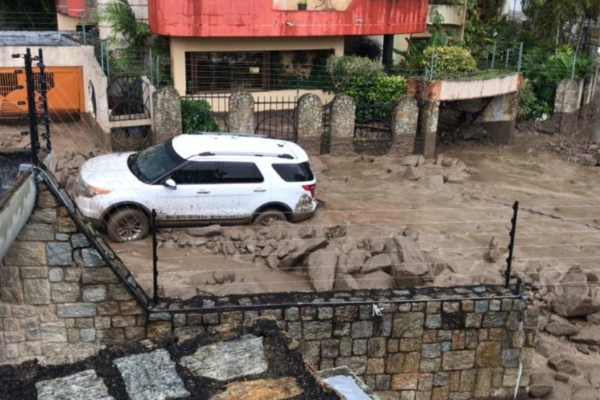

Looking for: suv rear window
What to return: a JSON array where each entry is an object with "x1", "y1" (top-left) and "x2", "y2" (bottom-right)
[{"x1": 272, "y1": 162, "x2": 314, "y2": 182}]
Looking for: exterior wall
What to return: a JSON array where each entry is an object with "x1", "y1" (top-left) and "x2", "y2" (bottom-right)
[
  {"x1": 149, "y1": 0, "x2": 428, "y2": 38},
  {"x1": 55, "y1": 0, "x2": 85, "y2": 17},
  {"x1": 0, "y1": 44, "x2": 110, "y2": 147},
  {"x1": 57, "y1": 14, "x2": 79, "y2": 31},
  {"x1": 0, "y1": 175, "x2": 36, "y2": 264},
  {"x1": 428, "y1": 4, "x2": 465, "y2": 26},
  {"x1": 170, "y1": 36, "x2": 345, "y2": 96}
]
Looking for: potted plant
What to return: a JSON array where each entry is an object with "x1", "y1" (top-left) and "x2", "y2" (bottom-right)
[{"x1": 297, "y1": 0, "x2": 308, "y2": 10}]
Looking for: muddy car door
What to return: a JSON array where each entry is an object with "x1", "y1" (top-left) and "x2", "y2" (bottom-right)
[
  {"x1": 154, "y1": 161, "x2": 218, "y2": 222},
  {"x1": 211, "y1": 161, "x2": 270, "y2": 221}
]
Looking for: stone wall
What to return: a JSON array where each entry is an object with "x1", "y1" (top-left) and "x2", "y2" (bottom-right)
[
  {"x1": 228, "y1": 91, "x2": 255, "y2": 133},
  {"x1": 390, "y1": 96, "x2": 419, "y2": 157},
  {"x1": 0, "y1": 183, "x2": 146, "y2": 365},
  {"x1": 416, "y1": 101, "x2": 440, "y2": 159},
  {"x1": 296, "y1": 93, "x2": 323, "y2": 156},
  {"x1": 330, "y1": 94, "x2": 356, "y2": 157}
]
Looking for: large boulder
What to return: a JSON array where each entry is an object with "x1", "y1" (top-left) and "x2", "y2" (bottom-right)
[
  {"x1": 548, "y1": 355, "x2": 577, "y2": 375},
  {"x1": 337, "y1": 249, "x2": 370, "y2": 275},
  {"x1": 529, "y1": 373, "x2": 555, "y2": 398},
  {"x1": 334, "y1": 274, "x2": 360, "y2": 291},
  {"x1": 391, "y1": 236, "x2": 432, "y2": 287},
  {"x1": 552, "y1": 294, "x2": 600, "y2": 317},
  {"x1": 355, "y1": 271, "x2": 394, "y2": 290},
  {"x1": 307, "y1": 249, "x2": 338, "y2": 292},
  {"x1": 278, "y1": 238, "x2": 329, "y2": 270},
  {"x1": 571, "y1": 325, "x2": 600, "y2": 346},
  {"x1": 361, "y1": 253, "x2": 392, "y2": 274},
  {"x1": 587, "y1": 311, "x2": 600, "y2": 325},
  {"x1": 545, "y1": 315, "x2": 580, "y2": 337}
]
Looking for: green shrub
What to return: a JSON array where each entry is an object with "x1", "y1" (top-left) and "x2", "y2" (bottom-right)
[
  {"x1": 421, "y1": 46, "x2": 477, "y2": 77},
  {"x1": 181, "y1": 99, "x2": 219, "y2": 133},
  {"x1": 326, "y1": 55, "x2": 407, "y2": 121}
]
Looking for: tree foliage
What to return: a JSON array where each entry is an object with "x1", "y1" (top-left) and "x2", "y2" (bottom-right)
[{"x1": 181, "y1": 99, "x2": 220, "y2": 133}]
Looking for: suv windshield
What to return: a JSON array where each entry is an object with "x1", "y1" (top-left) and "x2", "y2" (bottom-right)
[
  {"x1": 128, "y1": 140, "x2": 185, "y2": 184},
  {"x1": 272, "y1": 162, "x2": 314, "y2": 182}
]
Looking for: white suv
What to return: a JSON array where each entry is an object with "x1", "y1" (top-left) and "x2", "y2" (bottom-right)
[{"x1": 74, "y1": 134, "x2": 317, "y2": 242}]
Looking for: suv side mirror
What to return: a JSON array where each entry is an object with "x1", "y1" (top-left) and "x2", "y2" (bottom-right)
[{"x1": 163, "y1": 179, "x2": 177, "y2": 190}]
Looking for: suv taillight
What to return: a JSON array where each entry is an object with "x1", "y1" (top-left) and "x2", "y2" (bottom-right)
[{"x1": 302, "y1": 184, "x2": 316, "y2": 197}]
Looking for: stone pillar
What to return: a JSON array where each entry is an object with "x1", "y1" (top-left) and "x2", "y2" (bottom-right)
[
  {"x1": 295, "y1": 94, "x2": 323, "y2": 156},
  {"x1": 477, "y1": 93, "x2": 518, "y2": 145},
  {"x1": 330, "y1": 94, "x2": 356, "y2": 157},
  {"x1": 390, "y1": 96, "x2": 418, "y2": 157},
  {"x1": 416, "y1": 101, "x2": 439, "y2": 158},
  {"x1": 553, "y1": 79, "x2": 580, "y2": 134},
  {"x1": 152, "y1": 86, "x2": 182, "y2": 144},
  {"x1": 580, "y1": 76, "x2": 594, "y2": 123},
  {"x1": 227, "y1": 91, "x2": 255, "y2": 134}
]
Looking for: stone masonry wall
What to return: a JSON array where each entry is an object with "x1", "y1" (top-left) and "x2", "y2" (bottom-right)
[
  {"x1": 296, "y1": 93, "x2": 323, "y2": 156},
  {"x1": 0, "y1": 183, "x2": 146, "y2": 366},
  {"x1": 0, "y1": 181, "x2": 539, "y2": 400}
]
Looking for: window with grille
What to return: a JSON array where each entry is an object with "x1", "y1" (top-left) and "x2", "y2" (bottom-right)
[
  {"x1": 0, "y1": 72, "x2": 18, "y2": 97},
  {"x1": 185, "y1": 52, "x2": 269, "y2": 94}
]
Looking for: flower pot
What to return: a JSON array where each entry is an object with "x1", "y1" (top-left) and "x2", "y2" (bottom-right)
[{"x1": 297, "y1": 3, "x2": 308, "y2": 10}]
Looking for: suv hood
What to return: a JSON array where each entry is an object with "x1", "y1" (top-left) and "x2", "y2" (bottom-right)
[{"x1": 79, "y1": 153, "x2": 144, "y2": 189}]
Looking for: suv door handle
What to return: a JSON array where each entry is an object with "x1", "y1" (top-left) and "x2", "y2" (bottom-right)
[
  {"x1": 197, "y1": 190, "x2": 210, "y2": 194},
  {"x1": 254, "y1": 188, "x2": 266, "y2": 192}
]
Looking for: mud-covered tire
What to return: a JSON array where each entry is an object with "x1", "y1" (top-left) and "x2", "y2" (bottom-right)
[
  {"x1": 253, "y1": 209, "x2": 287, "y2": 226},
  {"x1": 106, "y1": 208, "x2": 149, "y2": 243}
]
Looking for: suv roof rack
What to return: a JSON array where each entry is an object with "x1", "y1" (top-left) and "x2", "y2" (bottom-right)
[
  {"x1": 198, "y1": 151, "x2": 294, "y2": 159},
  {"x1": 192, "y1": 132, "x2": 269, "y2": 139}
]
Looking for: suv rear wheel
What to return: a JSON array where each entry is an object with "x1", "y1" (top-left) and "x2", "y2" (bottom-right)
[
  {"x1": 106, "y1": 208, "x2": 149, "y2": 242},
  {"x1": 253, "y1": 208, "x2": 286, "y2": 226}
]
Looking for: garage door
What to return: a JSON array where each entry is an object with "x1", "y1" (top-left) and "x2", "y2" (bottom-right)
[{"x1": 0, "y1": 67, "x2": 83, "y2": 118}]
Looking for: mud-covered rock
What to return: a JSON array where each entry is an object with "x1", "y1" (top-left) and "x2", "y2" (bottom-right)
[
  {"x1": 552, "y1": 294, "x2": 600, "y2": 317},
  {"x1": 337, "y1": 249, "x2": 370, "y2": 275},
  {"x1": 307, "y1": 249, "x2": 338, "y2": 292},
  {"x1": 404, "y1": 166, "x2": 422, "y2": 181},
  {"x1": 361, "y1": 253, "x2": 392, "y2": 274},
  {"x1": 548, "y1": 355, "x2": 577, "y2": 375},
  {"x1": 545, "y1": 315, "x2": 580, "y2": 337},
  {"x1": 529, "y1": 373, "x2": 555, "y2": 397},
  {"x1": 391, "y1": 236, "x2": 431, "y2": 287},
  {"x1": 278, "y1": 238, "x2": 328, "y2": 270},
  {"x1": 334, "y1": 273, "x2": 360, "y2": 290},
  {"x1": 355, "y1": 271, "x2": 394, "y2": 290},
  {"x1": 571, "y1": 325, "x2": 600, "y2": 346},
  {"x1": 187, "y1": 225, "x2": 223, "y2": 238}
]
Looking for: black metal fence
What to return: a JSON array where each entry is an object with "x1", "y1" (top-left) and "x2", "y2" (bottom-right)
[
  {"x1": 353, "y1": 103, "x2": 393, "y2": 156},
  {"x1": 254, "y1": 96, "x2": 298, "y2": 141}
]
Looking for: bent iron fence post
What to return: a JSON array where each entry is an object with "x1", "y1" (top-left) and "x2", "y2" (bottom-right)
[
  {"x1": 505, "y1": 201, "x2": 519, "y2": 288},
  {"x1": 152, "y1": 209, "x2": 158, "y2": 304}
]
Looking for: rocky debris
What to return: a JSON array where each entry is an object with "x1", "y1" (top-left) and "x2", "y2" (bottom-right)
[
  {"x1": 545, "y1": 315, "x2": 580, "y2": 337},
  {"x1": 401, "y1": 155, "x2": 420, "y2": 166},
  {"x1": 392, "y1": 236, "x2": 435, "y2": 287},
  {"x1": 552, "y1": 294, "x2": 600, "y2": 317},
  {"x1": 326, "y1": 223, "x2": 347, "y2": 240},
  {"x1": 355, "y1": 270, "x2": 395, "y2": 290},
  {"x1": 404, "y1": 166, "x2": 422, "y2": 180},
  {"x1": 535, "y1": 138, "x2": 600, "y2": 166},
  {"x1": 587, "y1": 311, "x2": 600, "y2": 325},
  {"x1": 361, "y1": 253, "x2": 392, "y2": 274},
  {"x1": 307, "y1": 249, "x2": 338, "y2": 292},
  {"x1": 188, "y1": 225, "x2": 224, "y2": 237},
  {"x1": 548, "y1": 355, "x2": 577, "y2": 375},
  {"x1": 423, "y1": 175, "x2": 445, "y2": 189},
  {"x1": 529, "y1": 373, "x2": 555, "y2": 398},
  {"x1": 57, "y1": 149, "x2": 103, "y2": 191},
  {"x1": 214, "y1": 270, "x2": 235, "y2": 284},
  {"x1": 570, "y1": 325, "x2": 600, "y2": 346},
  {"x1": 309, "y1": 156, "x2": 328, "y2": 173},
  {"x1": 334, "y1": 273, "x2": 361, "y2": 290},
  {"x1": 486, "y1": 236, "x2": 506, "y2": 263},
  {"x1": 278, "y1": 238, "x2": 329, "y2": 270}
]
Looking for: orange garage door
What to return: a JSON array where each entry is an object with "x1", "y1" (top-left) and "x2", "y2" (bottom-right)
[{"x1": 0, "y1": 67, "x2": 83, "y2": 118}]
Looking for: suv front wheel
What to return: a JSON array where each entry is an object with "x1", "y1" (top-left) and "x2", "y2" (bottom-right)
[
  {"x1": 253, "y1": 208, "x2": 287, "y2": 226},
  {"x1": 106, "y1": 208, "x2": 150, "y2": 243}
]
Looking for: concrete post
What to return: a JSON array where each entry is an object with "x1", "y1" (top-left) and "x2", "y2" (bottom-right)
[
  {"x1": 330, "y1": 94, "x2": 356, "y2": 156},
  {"x1": 390, "y1": 96, "x2": 419, "y2": 157},
  {"x1": 580, "y1": 76, "x2": 594, "y2": 123},
  {"x1": 295, "y1": 93, "x2": 323, "y2": 156},
  {"x1": 227, "y1": 91, "x2": 255, "y2": 134},
  {"x1": 553, "y1": 79, "x2": 580, "y2": 134},
  {"x1": 416, "y1": 101, "x2": 439, "y2": 158},
  {"x1": 477, "y1": 93, "x2": 518, "y2": 145},
  {"x1": 152, "y1": 86, "x2": 182, "y2": 145}
]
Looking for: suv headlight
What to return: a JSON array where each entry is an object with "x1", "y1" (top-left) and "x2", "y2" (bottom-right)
[{"x1": 75, "y1": 174, "x2": 112, "y2": 198}]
